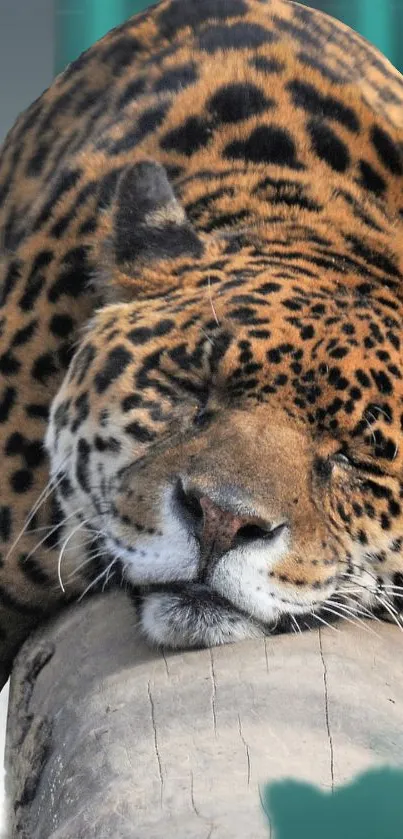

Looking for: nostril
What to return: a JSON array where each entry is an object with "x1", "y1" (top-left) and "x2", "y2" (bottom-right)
[
  {"x1": 174, "y1": 479, "x2": 288, "y2": 556},
  {"x1": 234, "y1": 521, "x2": 286, "y2": 548},
  {"x1": 174, "y1": 479, "x2": 204, "y2": 527},
  {"x1": 183, "y1": 492, "x2": 204, "y2": 522},
  {"x1": 236, "y1": 523, "x2": 269, "y2": 544}
]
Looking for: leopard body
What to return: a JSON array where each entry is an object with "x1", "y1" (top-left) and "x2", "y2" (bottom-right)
[{"x1": 2, "y1": 0, "x2": 403, "y2": 686}]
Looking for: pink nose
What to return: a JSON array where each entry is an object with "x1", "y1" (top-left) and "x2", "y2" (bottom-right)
[
  {"x1": 199, "y1": 495, "x2": 267, "y2": 556},
  {"x1": 175, "y1": 479, "x2": 280, "y2": 559}
]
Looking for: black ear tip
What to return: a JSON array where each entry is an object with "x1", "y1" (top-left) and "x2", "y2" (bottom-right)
[
  {"x1": 126, "y1": 160, "x2": 166, "y2": 179},
  {"x1": 113, "y1": 159, "x2": 204, "y2": 269},
  {"x1": 117, "y1": 160, "x2": 174, "y2": 210},
  {"x1": 119, "y1": 159, "x2": 167, "y2": 187}
]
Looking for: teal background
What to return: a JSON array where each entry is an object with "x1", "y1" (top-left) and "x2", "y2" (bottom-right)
[
  {"x1": 0, "y1": 0, "x2": 53, "y2": 144},
  {"x1": 262, "y1": 768, "x2": 403, "y2": 839},
  {"x1": 55, "y1": 0, "x2": 150, "y2": 73},
  {"x1": 55, "y1": 1, "x2": 403, "y2": 75}
]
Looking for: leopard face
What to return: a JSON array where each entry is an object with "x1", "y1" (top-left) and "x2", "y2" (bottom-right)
[
  {"x1": 2, "y1": 0, "x2": 403, "y2": 680},
  {"x1": 44, "y1": 161, "x2": 403, "y2": 647}
]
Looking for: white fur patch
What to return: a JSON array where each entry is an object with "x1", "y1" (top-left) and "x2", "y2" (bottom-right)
[
  {"x1": 140, "y1": 591, "x2": 265, "y2": 648},
  {"x1": 108, "y1": 488, "x2": 200, "y2": 583}
]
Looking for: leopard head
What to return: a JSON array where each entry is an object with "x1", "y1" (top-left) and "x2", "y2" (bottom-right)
[{"x1": 46, "y1": 161, "x2": 403, "y2": 647}]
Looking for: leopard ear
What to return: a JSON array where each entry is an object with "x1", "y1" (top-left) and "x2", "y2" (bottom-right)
[
  {"x1": 100, "y1": 161, "x2": 204, "y2": 301},
  {"x1": 115, "y1": 161, "x2": 203, "y2": 266}
]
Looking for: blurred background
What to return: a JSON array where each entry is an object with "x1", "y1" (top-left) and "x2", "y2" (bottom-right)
[{"x1": 1, "y1": 1, "x2": 403, "y2": 143}]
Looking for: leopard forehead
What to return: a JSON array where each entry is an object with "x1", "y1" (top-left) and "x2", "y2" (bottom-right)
[
  {"x1": 50, "y1": 276, "x2": 403, "y2": 479},
  {"x1": 2, "y1": 0, "x2": 403, "y2": 677}
]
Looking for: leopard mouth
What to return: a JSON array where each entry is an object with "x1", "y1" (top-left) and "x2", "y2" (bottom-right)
[
  {"x1": 83, "y1": 530, "x2": 382, "y2": 647},
  {"x1": 91, "y1": 527, "x2": 339, "y2": 644},
  {"x1": 132, "y1": 580, "x2": 342, "y2": 649}
]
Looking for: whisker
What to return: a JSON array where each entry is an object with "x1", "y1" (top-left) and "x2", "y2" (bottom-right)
[
  {"x1": 375, "y1": 591, "x2": 400, "y2": 615},
  {"x1": 290, "y1": 614, "x2": 302, "y2": 634},
  {"x1": 374, "y1": 594, "x2": 403, "y2": 630},
  {"x1": 208, "y1": 274, "x2": 220, "y2": 326},
  {"x1": 336, "y1": 584, "x2": 368, "y2": 596},
  {"x1": 78, "y1": 558, "x2": 117, "y2": 601},
  {"x1": 321, "y1": 603, "x2": 379, "y2": 637},
  {"x1": 65, "y1": 546, "x2": 107, "y2": 580},
  {"x1": 200, "y1": 326, "x2": 215, "y2": 346},
  {"x1": 22, "y1": 523, "x2": 61, "y2": 536},
  {"x1": 347, "y1": 601, "x2": 383, "y2": 624},
  {"x1": 339, "y1": 562, "x2": 380, "y2": 586},
  {"x1": 311, "y1": 609, "x2": 339, "y2": 633},
  {"x1": 337, "y1": 570, "x2": 403, "y2": 626},
  {"x1": 57, "y1": 518, "x2": 91, "y2": 593},
  {"x1": 380, "y1": 585, "x2": 403, "y2": 595},
  {"x1": 4, "y1": 466, "x2": 68, "y2": 563},
  {"x1": 321, "y1": 603, "x2": 366, "y2": 634},
  {"x1": 50, "y1": 527, "x2": 103, "y2": 555},
  {"x1": 102, "y1": 564, "x2": 116, "y2": 592},
  {"x1": 332, "y1": 598, "x2": 380, "y2": 627},
  {"x1": 20, "y1": 508, "x2": 81, "y2": 564}
]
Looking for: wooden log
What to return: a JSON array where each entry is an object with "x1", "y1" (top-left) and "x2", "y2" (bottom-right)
[{"x1": 5, "y1": 591, "x2": 403, "y2": 838}]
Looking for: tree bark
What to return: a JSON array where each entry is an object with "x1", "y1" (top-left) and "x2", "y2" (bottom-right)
[{"x1": 5, "y1": 592, "x2": 403, "y2": 838}]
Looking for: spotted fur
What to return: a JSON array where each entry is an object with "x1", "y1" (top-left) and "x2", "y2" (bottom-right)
[{"x1": 2, "y1": 0, "x2": 403, "y2": 687}]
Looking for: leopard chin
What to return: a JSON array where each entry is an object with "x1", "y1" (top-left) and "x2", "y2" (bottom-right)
[{"x1": 136, "y1": 583, "x2": 342, "y2": 649}]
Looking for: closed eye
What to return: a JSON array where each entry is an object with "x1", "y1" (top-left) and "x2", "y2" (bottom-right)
[
  {"x1": 332, "y1": 451, "x2": 352, "y2": 467},
  {"x1": 332, "y1": 450, "x2": 389, "y2": 477}
]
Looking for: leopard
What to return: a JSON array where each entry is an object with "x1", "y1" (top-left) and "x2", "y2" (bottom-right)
[{"x1": 2, "y1": 0, "x2": 403, "y2": 691}]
